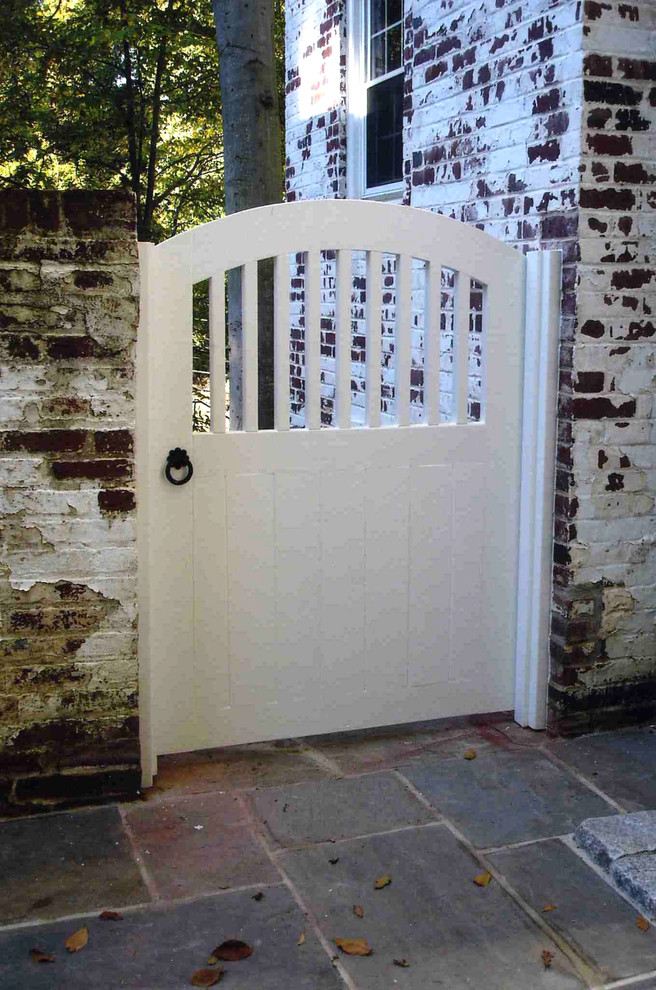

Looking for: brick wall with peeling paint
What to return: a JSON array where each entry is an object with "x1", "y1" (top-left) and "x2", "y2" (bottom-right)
[
  {"x1": 286, "y1": 0, "x2": 656, "y2": 731},
  {"x1": 0, "y1": 190, "x2": 140, "y2": 814}
]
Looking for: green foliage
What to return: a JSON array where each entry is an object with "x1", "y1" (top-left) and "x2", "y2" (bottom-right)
[{"x1": 0, "y1": 0, "x2": 224, "y2": 241}]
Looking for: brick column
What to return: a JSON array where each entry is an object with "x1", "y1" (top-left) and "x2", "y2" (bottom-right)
[{"x1": 0, "y1": 190, "x2": 140, "y2": 814}]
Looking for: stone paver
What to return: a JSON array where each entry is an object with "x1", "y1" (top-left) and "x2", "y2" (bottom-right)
[
  {"x1": 549, "y1": 729, "x2": 656, "y2": 812},
  {"x1": 0, "y1": 805, "x2": 149, "y2": 925},
  {"x1": 281, "y1": 823, "x2": 584, "y2": 989},
  {"x1": 611, "y1": 854, "x2": 656, "y2": 919},
  {"x1": 401, "y1": 749, "x2": 616, "y2": 847},
  {"x1": 0, "y1": 885, "x2": 343, "y2": 990},
  {"x1": 123, "y1": 791, "x2": 280, "y2": 898},
  {"x1": 574, "y1": 811, "x2": 656, "y2": 869},
  {"x1": 490, "y1": 838, "x2": 656, "y2": 983},
  {"x1": 250, "y1": 771, "x2": 435, "y2": 848}
]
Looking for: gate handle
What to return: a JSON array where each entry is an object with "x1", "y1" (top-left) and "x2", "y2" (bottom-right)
[{"x1": 165, "y1": 447, "x2": 193, "y2": 486}]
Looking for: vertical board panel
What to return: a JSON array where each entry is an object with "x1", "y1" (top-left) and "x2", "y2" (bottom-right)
[
  {"x1": 209, "y1": 273, "x2": 226, "y2": 433},
  {"x1": 455, "y1": 272, "x2": 470, "y2": 424},
  {"x1": 395, "y1": 254, "x2": 411, "y2": 427},
  {"x1": 227, "y1": 472, "x2": 276, "y2": 704},
  {"x1": 320, "y1": 469, "x2": 367, "y2": 699},
  {"x1": 273, "y1": 470, "x2": 322, "y2": 701},
  {"x1": 365, "y1": 466, "x2": 410, "y2": 690},
  {"x1": 193, "y1": 457, "x2": 230, "y2": 719},
  {"x1": 366, "y1": 251, "x2": 382, "y2": 428},
  {"x1": 424, "y1": 261, "x2": 441, "y2": 426},
  {"x1": 449, "y1": 462, "x2": 486, "y2": 685},
  {"x1": 242, "y1": 261, "x2": 259, "y2": 432},
  {"x1": 274, "y1": 254, "x2": 291, "y2": 431},
  {"x1": 408, "y1": 465, "x2": 453, "y2": 686},
  {"x1": 305, "y1": 249, "x2": 321, "y2": 430},
  {"x1": 335, "y1": 249, "x2": 352, "y2": 430}
]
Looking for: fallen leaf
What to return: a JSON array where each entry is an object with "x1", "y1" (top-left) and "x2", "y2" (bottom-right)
[
  {"x1": 329, "y1": 857, "x2": 340, "y2": 865},
  {"x1": 207, "y1": 956, "x2": 218, "y2": 966},
  {"x1": 394, "y1": 958, "x2": 410, "y2": 968},
  {"x1": 99, "y1": 910, "x2": 123, "y2": 921},
  {"x1": 334, "y1": 937, "x2": 372, "y2": 956},
  {"x1": 213, "y1": 939, "x2": 254, "y2": 961},
  {"x1": 252, "y1": 892, "x2": 264, "y2": 902},
  {"x1": 297, "y1": 933, "x2": 306, "y2": 946},
  {"x1": 463, "y1": 749, "x2": 477, "y2": 760},
  {"x1": 30, "y1": 948, "x2": 54, "y2": 964},
  {"x1": 374, "y1": 874, "x2": 391, "y2": 889},
  {"x1": 353, "y1": 905, "x2": 364, "y2": 918},
  {"x1": 473, "y1": 871, "x2": 492, "y2": 887},
  {"x1": 541, "y1": 904, "x2": 556, "y2": 913},
  {"x1": 637, "y1": 915, "x2": 650, "y2": 932},
  {"x1": 64, "y1": 926, "x2": 88, "y2": 953},
  {"x1": 541, "y1": 950, "x2": 554, "y2": 969},
  {"x1": 191, "y1": 967, "x2": 223, "y2": 986}
]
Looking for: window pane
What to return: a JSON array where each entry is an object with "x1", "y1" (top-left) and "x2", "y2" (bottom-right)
[
  {"x1": 366, "y1": 74, "x2": 403, "y2": 188},
  {"x1": 387, "y1": 24, "x2": 402, "y2": 71},
  {"x1": 370, "y1": 32, "x2": 386, "y2": 79},
  {"x1": 388, "y1": 0, "x2": 402, "y2": 25},
  {"x1": 370, "y1": 0, "x2": 385, "y2": 34}
]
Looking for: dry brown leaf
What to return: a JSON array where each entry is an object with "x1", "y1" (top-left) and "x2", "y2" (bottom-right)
[
  {"x1": 393, "y1": 958, "x2": 410, "y2": 967},
  {"x1": 541, "y1": 950, "x2": 554, "y2": 969},
  {"x1": 463, "y1": 749, "x2": 477, "y2": 760},
  {"x1": 374, "y1": 874, "x2": 391, "y2": 889},
  {"x1": 353, "y1": 905, "x2": 364, "y2": 918},
  {"x1": 473, "y1": 871, "x2": 492, "y2": 887},
  {"x1": 334, "y1": 937, "x2": 372, "y2": 956},
  {"x1": 297, "y1": 933, "x2": 306, "y2": 946},
  {"x1": 541, "y1": 904, "x2": 556, "y2": 913},
  {"x1": 213, "y1": 939, "x2": 254, "y2": 961},
  {"x1": 99, "y1": 910, "x2": 123, "y2": 921},
  {"x1": 30, "y1": 948, "x2": 54, "y2": 964},
  {"x1": 637, "y1": 915, "x2": 650, "y2": 932},
  {"x1": 64, "y1": 926, "x2": 88, "y2": 953},
  {"x1": 191, "y1": 967, "x2": 223, "y2": 987}
]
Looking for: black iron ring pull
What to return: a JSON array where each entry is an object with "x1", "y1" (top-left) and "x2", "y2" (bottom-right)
[{"x1": 165, "y1": 447, "x2": 193, "y2": 486}]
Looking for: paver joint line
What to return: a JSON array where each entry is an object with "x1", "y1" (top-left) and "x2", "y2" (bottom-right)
[{"x1": 117, "y1": 803, "x2": 160, "y2": 904}]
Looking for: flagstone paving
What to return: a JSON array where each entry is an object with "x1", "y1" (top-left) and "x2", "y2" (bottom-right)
[{"x1": 2, "y1": 715, "x2": 656, "y2": 989}]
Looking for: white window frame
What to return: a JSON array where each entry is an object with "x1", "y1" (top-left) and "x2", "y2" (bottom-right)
[{"x1": 346, "y1": 0, "x2": 404, "y2": 202}]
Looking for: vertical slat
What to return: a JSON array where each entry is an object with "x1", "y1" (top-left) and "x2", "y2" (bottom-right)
[
  {"x1": 424, "y1": 261, "x2": 441, "y2": 426},
  {"x1": 335, "y1": 249, "x2": 352, "y2": 430},
  {"x1": 242, "y1": 261, "x2": 258, "y2": 432},
  {"x1": 209, "y1": 273, "x2": 226, "y2": 433},
  {"x1": 366, "y1": 250, "x2": 382, "y2": 428},
  {"x1": 305, "y1": 249, "x2": 321, "y2": 430},
  {"x1": 455, "y1": 270, "x2": 470, "y2": 424},
  {"x1": 274, "y1": 254, "x2": 290, "y2": 431},
  {"x1": 395, "y1": 253, "x2": 411, "y2": 428}
]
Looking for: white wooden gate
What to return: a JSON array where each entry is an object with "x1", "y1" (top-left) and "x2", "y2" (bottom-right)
[{"x1": 138, "y1": 200, "x2": 560, "y2": 783}]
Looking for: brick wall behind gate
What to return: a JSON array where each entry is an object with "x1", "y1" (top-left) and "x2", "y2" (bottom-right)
[
  {"x1": 0, "y1": 191, "x2": 140, "y2": 814},
  {"x1": 285, "y1": 0, "x2": 656, "y2": 732}
]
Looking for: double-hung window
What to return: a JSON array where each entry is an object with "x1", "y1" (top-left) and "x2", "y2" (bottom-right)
[{"x1": 347, "y1": 0, "x2": 404, "y2": 200}]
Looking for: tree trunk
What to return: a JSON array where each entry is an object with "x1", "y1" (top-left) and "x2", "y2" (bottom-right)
[{"x1": 213, "y1": 0, "x2": 282, "y2": 430}]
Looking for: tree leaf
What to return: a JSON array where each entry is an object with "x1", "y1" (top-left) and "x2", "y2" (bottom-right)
[
  {"x1": 99, "y1": 910, "x2": 123, "y2": 921},
  {"x1": 463, "y1": 749, "x2": 477, "y2": 760},
  {"x1": 334, "y1": 937, "x2": 372, "y2": 956},
  {"x1": 541, "y1": 949, "x2": 554, "y2": 968},
  {"x1": 473, "y1": 871, "x2": 492, "y2": 887},
  {"x1": 252, "y1": 892, "x2": 264, "y2": 902},
  {"x1": 329, "y1": 857, "x2": 340, "y2": 865},
  {"x1": 374, "y1": 874, "x2": 391, "y2": 889},
  {"x1": 637, "y1": 915, "x2": 650, "y2": 932},
  {"x1": 394, "y1": 958, "x2": 410, "y2": 967},
  {"x1": 64, "y1": 926, "x2": 88, "y2": 953},
  {"x1": 541, "y1": 904, "x2": 556, "y2": 912},
  {"x1": 297, "y1": 933, "x2": 306, "y2": 946},
  {"x1": 191, "y1": 968, "x2": 223, "y2": 986},
  {"x1": 213, "y1": 939, "x2": 254, "y2": 961},
  {"x1": 353, "y1": 905, "x2": 364, "y2": 918},
  {"x1": 207, "y1": 956, "x2": 218, "y2": 965},
  {"x1": 30, "y1": 948, "x2": 55, "y2": 963}
]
